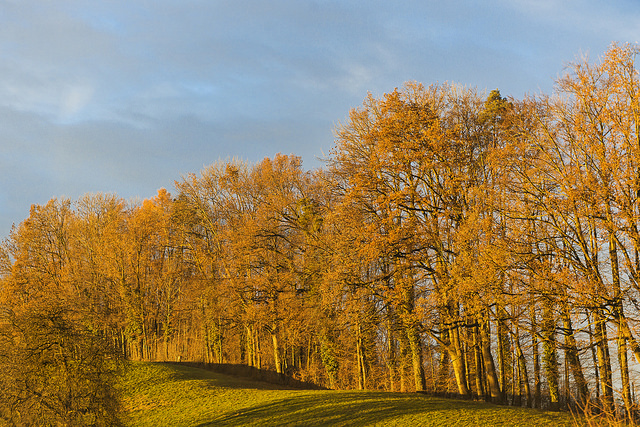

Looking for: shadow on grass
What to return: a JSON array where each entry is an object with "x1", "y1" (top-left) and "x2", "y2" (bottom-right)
[
  {"x1": 130, "y1": 362, "x2": 296, "y2": 391},
  {"x1": 176, "y1": 362, "x2": 327, "y2": 390},
  {"x1": 123, "y1": 362, "x2": 575, "y2": 427},
  {"x1": 194, "y1": 391, "x2": 572, "y2": 426},
  {"x1": 195, "y1": 392, "x2": 434, "y2": 426}
]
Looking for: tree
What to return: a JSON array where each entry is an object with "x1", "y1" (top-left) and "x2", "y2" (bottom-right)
[
  {"x1": 176, "y1": 155, "x2": 318, "y2": 375},
  {"x1": 0, "y1": 199, "x2": 123, "y2": 425},
  {"x1": 505, "y1": 43, "x2": 640, "y2": 414},
  {"x1": 0, "y1": 306, "x2": 123, "y2": 426},
  {"x1": 330, "y1": 82, "x2": 504, "y2": 396}
]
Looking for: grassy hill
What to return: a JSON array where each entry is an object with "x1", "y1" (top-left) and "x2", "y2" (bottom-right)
[{"x1": 120, "y1": 362, "x2": 579, "y2": 426}]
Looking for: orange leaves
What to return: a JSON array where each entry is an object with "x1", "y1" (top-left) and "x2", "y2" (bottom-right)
[
  {"x1": 7, "y1": 43, "x2": 640, "y2": 393},
  {"x1": 175, "y1": 154, "x2": 312, "y2": 331},
  {"x1": 329, "y1": 82, "x2": 511, "y2": 357},
  {"x1": 129, "y1": 188, "x2": 173, "y2": 250}
]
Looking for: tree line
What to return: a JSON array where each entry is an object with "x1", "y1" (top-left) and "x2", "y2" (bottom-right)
[{"x1": 2, "y1": 43, "x2": 640, "y2": 423}]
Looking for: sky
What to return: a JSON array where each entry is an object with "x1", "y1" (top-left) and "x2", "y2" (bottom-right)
[{"x1": 1, "y1": 0, "x2": 639, "y2": 236}]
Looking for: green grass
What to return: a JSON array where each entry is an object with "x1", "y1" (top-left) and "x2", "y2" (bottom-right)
[{"x1": 120, "y1": 362, "x2": 579, "y2": 426}]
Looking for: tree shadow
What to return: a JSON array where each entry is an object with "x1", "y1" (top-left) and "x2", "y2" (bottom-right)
[
  {"x1": 195, "y1": 392, "x2": 456, "y2": 426},
  {"x1": 144, "y1": 362, "x2": 298, "y2": 391},
  {"x1": 174, "y1": 361, "x2": 326, "y2": 390},
  {"x1": 193, "y1": 391, "x2": 575, "y2": 427},
  {"x1": 125, "y1": 363, "x2": 574, "y2": 426}
]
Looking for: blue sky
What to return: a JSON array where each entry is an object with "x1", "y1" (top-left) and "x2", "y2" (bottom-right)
[{"x1": 1, "y1": 0, "x2": 638, "y2": 236}]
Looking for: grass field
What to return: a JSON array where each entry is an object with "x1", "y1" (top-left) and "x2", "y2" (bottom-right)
[{"x1": 120, "y1": 362, "x2": 579, "y2": 426}]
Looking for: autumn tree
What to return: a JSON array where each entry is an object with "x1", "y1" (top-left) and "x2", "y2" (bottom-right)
[
  {"x1": 0, "y1": 199, "x2": 123, "y2": 425},
  {"x1": 176, "y1": 155, "x2": 323, "y2": 376},
  {"x1": 329, "y1": 82, "x2": 510, "y2": 396},
  {"x1": 504, "y1": 43, "x2": 640, "y2": 414}
]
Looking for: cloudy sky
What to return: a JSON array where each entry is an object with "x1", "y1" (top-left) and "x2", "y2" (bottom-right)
[{"x1": 1, "y1": 0, "x2": 638, "y2": 236}]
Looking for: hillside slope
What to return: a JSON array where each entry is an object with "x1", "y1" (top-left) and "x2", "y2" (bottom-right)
[{"x1": 120, "y1": 362, "x2": 578, "y2": 426}]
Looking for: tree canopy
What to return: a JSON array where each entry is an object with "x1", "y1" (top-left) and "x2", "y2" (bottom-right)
[{"x1": 2, "y1": 42, "x2": 640, "y2": 422}]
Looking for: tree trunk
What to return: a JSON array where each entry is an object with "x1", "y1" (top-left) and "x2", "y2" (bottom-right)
[
  {"x1": 594, "y1": 309, "x2": 614, "y2": 414},
  {"x1": 473, "y1": 325, "x2": 486, "y2": 400},
  {"x1": 320, "y1": 331, "x2": 338, "y2": 389},
  {"x1": 356, "y1": 323, "x2": 367, "y2": 390},
  {"x1": 398, "y1": 331, "x2": 409, "y2": 392},
  {"x1": 541, "y1": 303, "x2": 559, "y2": 410},
  {"x1": 608, "y1": 229, "x2": 633, "y2": 418},
  {"x1": 497, "y1": 305, "x2": 510, "y2": 401},
  {"x1": 401, "y1": 276, "x2": 426, "y2": 393},
  {"x1": 587, "y1": 313, "x2": 600, "y2": 402},
  {"x1": 560, "y1": 306, "x2": 589, "y2": 406},
  {"x1": 448, "y1": 324, "x2": 471, "y2": 397},
  {"x1": 618, "y1": 329, "x2": 632, "y2": 419},
  {"x1": 532, "y1": 307, "x2": 541, "y2": 408},
  {"x1": 407, "y1": 324, "x2": 426, "y2": 392},
  {"x1": 254, "y1": 326, "x2": 261, "y2": 368},
  {"x1": 479, "y1": 314, "x2": 503, "y2": 402},
  {"x1": 246, "y1": 325, "x2": 254, "y2": 367},
  {"x1": 514, "y1": 330, "x2": 531, "y2": 407},
  {"x1": 386, "y1": 316, "x2": 398, "y2": 392},
  {"x1": 271, "y1": 327, "x2": 283, "y2": 374},
  {"x1": 437, "y1": 340, "x2": 450, "y2": 393}
]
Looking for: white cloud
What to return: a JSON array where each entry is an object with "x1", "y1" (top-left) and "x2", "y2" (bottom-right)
[
  {"x1": 1, "y1": 0, "x2": 640, "y2": 237},
  {"x1": 61, "y1": 83, "x2": 95, "y2": 118},
  {"x1": 0, "y1": 77, "x2": 96, "y2": 122}
]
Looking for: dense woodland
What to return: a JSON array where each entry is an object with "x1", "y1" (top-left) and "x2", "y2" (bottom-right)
[{"x1": 2, "y1": 43, "x2": 640, "y2": 423}]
